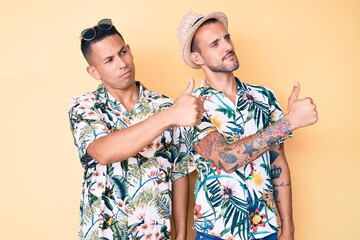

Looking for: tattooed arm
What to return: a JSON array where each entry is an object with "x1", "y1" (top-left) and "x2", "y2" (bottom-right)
[
  {"x1": 194, "y1": 118, "x2": 292, "y2": 173},
  {"x1": 271, "y1": 144, "x2": 295, "y2": 240},
  {"x1": 193, "y1": 81, "x2": 318, "y2": 173}
]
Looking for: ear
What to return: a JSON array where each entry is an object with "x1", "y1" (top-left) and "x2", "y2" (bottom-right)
[
  {"x1": 189, "y1": 52, "x2": 204, "y2": 66},
  {"x1": 86, "y1": 65, "x2": 101, "y2": 80}
]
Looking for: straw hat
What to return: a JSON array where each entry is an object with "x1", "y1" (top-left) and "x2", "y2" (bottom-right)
[{"x1": 177, "y1": 11, "x2": 228, "y2": 69}]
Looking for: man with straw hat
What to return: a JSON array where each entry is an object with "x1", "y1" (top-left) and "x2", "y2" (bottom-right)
[{"x1": 177, "y1": 11, "x2": 318, "y2": 239}]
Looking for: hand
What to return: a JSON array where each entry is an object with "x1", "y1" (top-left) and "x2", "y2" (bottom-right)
[
  {"x1": 170, "y1": 79, "x2": 205, "y2": 127},
  {"x1": 283, "y1": 81, "x2": 318, "y2": 131}
]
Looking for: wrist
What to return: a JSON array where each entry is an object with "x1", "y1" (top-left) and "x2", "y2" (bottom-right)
[
  {"x1": 265, "y1": 118, "x2": 292, "y2": 147},
  {"x1": 281, "y1": 219, "x2": 295, "y2": 235},
  {"x1": 175, "y1": 231, "x2": 187, "y2": 240},
  {"x1": 160, "y1": 107, "x2": 176, "y2": 127},
  {"x1": 282, "y1": 114, "x2": 296, "y2": 131}
]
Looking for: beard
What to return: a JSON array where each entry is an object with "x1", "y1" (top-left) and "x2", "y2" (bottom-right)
[{"x1": 208, "y1": 52, "x2": 240, "y2": 72}]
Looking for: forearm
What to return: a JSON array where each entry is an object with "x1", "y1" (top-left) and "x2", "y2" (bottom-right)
[
  {"x1": 172, "y1": 175, "x2": 189, "y2": 240},
  {"x1": 194, "y1": 117, "x2": 292, "y2": 173},
  {"x1": 87, "y1": 107, "x2": 176, "y2": 164},
  {"x1": 271, "y1": 146, "x2": 295, "y2": 238}
]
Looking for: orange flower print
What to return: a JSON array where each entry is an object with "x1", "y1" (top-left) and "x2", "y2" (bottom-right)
[
  {"x1": 194, "y1": 204, "x2": 203, "y2": 220},
  {"x1": 249, "y1": 209, "x2": 266, "y2": 232}
]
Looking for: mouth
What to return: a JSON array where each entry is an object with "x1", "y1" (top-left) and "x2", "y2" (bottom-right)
[
  {"x1": 119, "y1": 69, "x2": 131, "y2": 78},
  {"x1": 223, "y1": 52, "x2": 235, "y2": 61}
]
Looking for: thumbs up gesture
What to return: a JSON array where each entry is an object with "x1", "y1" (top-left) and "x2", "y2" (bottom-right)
[
  {"x1": 284, "y1": 81, "x2": 318, "y2": 130},
  {"x1": 170, "y1": 79, "x2": 205, "y2": 127}
]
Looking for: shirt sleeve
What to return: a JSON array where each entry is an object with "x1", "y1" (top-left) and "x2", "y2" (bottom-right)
[
  {"x1": 68, "y1": 95, "x2": 110, "y2": 167},
  {"x1": 170, "y1": 118, "x2": 217, "y2": 181},
  {"x1": 170, "y1": 125, "x2": 196, "y2": 181},
  {"x1": 266, "y1": 88, "x2": 293, "y2": 143},
  {"x1": 191, "y1": 116, "x2": 217, "y2": 147}
]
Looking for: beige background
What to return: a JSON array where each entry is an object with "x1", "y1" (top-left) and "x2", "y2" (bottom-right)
[{"x1": 0, "y1": 0, "x2": 359, "y2": 239}]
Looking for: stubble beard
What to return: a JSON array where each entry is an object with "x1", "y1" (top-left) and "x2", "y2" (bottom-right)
[{"x1": 209, "y1": 55, "x2": 240, "y2": 73}]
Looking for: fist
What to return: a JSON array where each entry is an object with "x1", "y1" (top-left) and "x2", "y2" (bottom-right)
[
  {"x1": 285, "y1": 81, "x2": 318, "y2": 130},
  {"x1": 171, "y1": 79, "x2": 205, "y2": 127}
]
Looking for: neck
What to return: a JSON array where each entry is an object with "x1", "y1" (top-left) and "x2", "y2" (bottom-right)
[
  {"x1": 106, "y1": 82, "x2": 139, "y2": 112},
  {"x1": 204, "y1": 71, "x2": 238, "y2": 103}
]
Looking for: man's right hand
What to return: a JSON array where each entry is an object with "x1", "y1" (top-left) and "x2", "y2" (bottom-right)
[
  {"x1": 284, "y1": 81, "x2": 318, "y2": 130},
  {"x1": 170, "y1": 79, "x2": 205, "y2": 127}
]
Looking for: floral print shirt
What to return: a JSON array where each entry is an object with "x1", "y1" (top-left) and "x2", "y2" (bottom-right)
[
  {"x1": 184, "y1": 78, "x2": 286, "y2": 240},
  {"x1": 68, "y1": 82, "x2": 192, "y2": 240}
]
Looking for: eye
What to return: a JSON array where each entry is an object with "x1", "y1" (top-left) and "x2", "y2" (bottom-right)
[
  {"x1": 105, "y1": 57, "x2": 113, "y2": 64},
  {"x1": 120, "y1": 49, "x2": 127, "y2": 55},
  {"x1": 211, "y1": 42, "x2": 218, "y2": 48}
]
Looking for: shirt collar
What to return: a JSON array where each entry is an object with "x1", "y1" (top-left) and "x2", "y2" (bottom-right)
[
  {"x1": 199, "y1": 77, "x2": 245, "y2": 95},
  {"x1": 96, "y1": 81, "x2": 147, "y2": 104}
]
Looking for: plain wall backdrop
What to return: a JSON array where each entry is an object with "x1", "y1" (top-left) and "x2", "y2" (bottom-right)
[{"x1": 0, "y1": 0, "x2": 359, "y2": 239}]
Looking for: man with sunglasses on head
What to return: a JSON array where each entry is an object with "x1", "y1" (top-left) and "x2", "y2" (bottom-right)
[
  {"x1": 176, "y1": 11, "x2": 318, "y2": 240},
  {"x1": 68, "y1": 18, "x2": 206, "y2": 240}
]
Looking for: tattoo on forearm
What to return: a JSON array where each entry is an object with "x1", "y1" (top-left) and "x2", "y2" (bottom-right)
[
  {"x1": 196, "y1": 135, "x2": 215, "y2": 158},
  {"x1": 195, "y1": 118, "x2": 292, "y2": 173},
  {"x1": 218, "y1": 151, "x2": 238, "y2": 164},
  {"x1": 273, "y1": 181, "x2": 291, "y2": 199},
  {"x1": 242, "y1": 142, "x2": 258, "y2": 158},
  {"x1": 269, "y1": 149, "x2": 280, "y2": 164},
  {"x1": 274, "y1": 189, "x2": 279, "y2": 198},
  {"x1": 271, "y1": 165, "x2": 282, "y2": 179},
  {"x1": 273, "y1": 182, "x2": 291, "y2": 188}
]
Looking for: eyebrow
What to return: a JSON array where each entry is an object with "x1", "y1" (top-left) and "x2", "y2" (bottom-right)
[
  {"x1": 210, "y1": 38, "x2": 220, "y2": 47},
  {"x1": 118, "y1": 45, "x2": 126, "y2": 53},
  {"x1": 103, "y1": 55, "x2": 114, "y2": 62},
  {"x1": 210, "y1": 33, "x2": 231, "y2": 47},
  {"x1": 102, "y1": 45, "x2": 126, "y2": 62}
]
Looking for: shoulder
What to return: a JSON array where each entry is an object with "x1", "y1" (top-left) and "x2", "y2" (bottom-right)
[
  {"x1": 241, "y1": 81, "x2": 278, "y2": 100},
  {"x1": 68, "y1": 91, "x2": 97, "y2": 113},
  {"x1": 142, "y1": 87, "x2": 174, "y2": 108}
]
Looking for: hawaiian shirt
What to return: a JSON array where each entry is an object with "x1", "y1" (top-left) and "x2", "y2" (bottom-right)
[
  {"x1": 68, "y1": 82, "x2": 192, "y2": 240},
  {"x1": 184, "y1": 78, "x2": 287, "y2": 240}
]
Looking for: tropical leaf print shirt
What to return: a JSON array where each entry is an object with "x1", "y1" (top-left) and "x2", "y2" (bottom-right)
[
  {"x1": 185, "y1": 78, "x2": 287, "y2": 240},
  {"x1": 68, "y1": 82, "x2": 193, "y2": 240}
]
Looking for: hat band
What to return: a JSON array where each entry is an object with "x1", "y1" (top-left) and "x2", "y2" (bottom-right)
[{"x1": 192, "y1": 17, "x2": 204, "y2": 27}]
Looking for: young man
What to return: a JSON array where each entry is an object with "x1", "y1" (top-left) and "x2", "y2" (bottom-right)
[
  {"x1": 177, "y1": 12, "x2": 318, "y2": 240},
  {"x1": 68, "y1": 19, "x2": 205, "y2": 240}
]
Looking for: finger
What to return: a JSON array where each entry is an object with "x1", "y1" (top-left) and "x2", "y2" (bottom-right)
[
  {"x1": 289, "y1": 81, "x2": 300, "y2": 102},
  {"x1": 198, "y1": 104, "x2": 206, "y2": 113},
  {"x1": 182, "y1": 78, "x2": 195, "y2": 95}
]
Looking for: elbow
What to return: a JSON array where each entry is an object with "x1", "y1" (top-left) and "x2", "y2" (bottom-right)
[
  {"x1": 87, "y1": 150, "x2": 112, "y2": 165},
  {"x1": 95, "y1": 156, "x2": 112, "y2": 165},
  {"x1": 87, "y1": 143, "x2": 114, "y2": 165}
]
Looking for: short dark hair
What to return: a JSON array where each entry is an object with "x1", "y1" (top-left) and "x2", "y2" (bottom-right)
[
  {"x1": 80, "y1": 25, "x2": 124, "y2": 63},
  {"x1": 190, "y1": 18, "x2": 219, "y2": 53}
]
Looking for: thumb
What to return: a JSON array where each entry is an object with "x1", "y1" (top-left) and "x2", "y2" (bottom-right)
[
  {"x1": 289, "y1": 81, "x2": 300, "y2": 102},
  {"x1": 182, "y1": 78, "x2": 195, "y2": 95}
]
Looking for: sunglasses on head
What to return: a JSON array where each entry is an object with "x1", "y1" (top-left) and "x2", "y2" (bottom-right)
[{"x1": 80, "y1": 18, "x2": 113, "y2": 41}]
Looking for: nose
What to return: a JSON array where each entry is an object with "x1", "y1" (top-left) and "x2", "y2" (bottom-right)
[
  {"x1": 223, "y1": 39, "x2": 234, "y2": 52},
  {"x1": 116, "y1": 56, "x2": 126, "y2": 69},
  {"x1": 225, "y1": 41, "x2": 234, "y2": 52}
]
